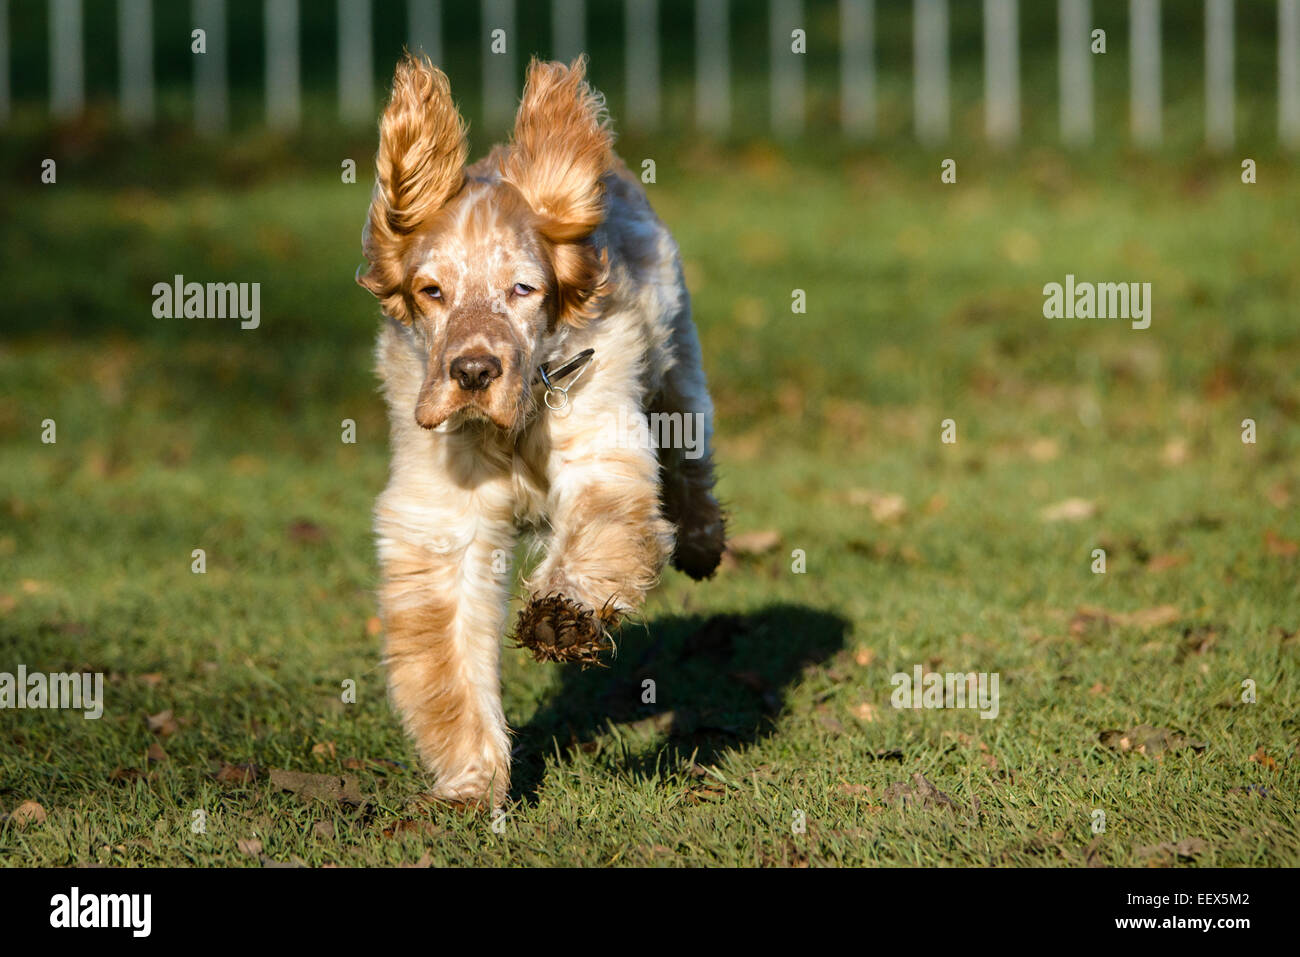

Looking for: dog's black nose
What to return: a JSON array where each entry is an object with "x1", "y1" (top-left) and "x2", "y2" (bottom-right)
[{"x1": 449, "y1": 354, "x2": 503, "y2": 392}]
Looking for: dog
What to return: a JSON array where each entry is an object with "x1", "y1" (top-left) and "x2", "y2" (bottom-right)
[{"x1": 356, "y1": 54, "x2": 725, "y2": 806}]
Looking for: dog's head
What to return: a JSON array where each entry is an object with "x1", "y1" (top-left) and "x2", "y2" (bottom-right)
[{"x1": 358, "y1": 53, "x2": 612, "y2": 432}]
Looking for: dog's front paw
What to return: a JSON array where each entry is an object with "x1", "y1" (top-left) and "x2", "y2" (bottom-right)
[{"x1": 512, "y1": 594, "x2": 619, "y2": 665}]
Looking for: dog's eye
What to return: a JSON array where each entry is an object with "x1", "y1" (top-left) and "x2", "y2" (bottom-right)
[
  {"x1": 421, "y1": 285, "x2": 442, "y2": 300},
  {"x1": 513, "y1": 283, "x2": 535, "y2": 297}
]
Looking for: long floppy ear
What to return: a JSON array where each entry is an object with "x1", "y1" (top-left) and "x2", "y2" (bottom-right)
[
  {"x1": 358, "y1": 53, "x2": 468, "y2": 322},
  {"x1": 500, "y1": 56, "x2": 613, "y2": 327}
]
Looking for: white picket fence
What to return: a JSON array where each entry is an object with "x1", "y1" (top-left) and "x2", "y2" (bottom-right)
[{"x1": 5, "y1": 0, "x2": 1300, "y2": 148}]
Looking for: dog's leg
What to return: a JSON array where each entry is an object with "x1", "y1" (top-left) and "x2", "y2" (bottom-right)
[
  {"x1": 514, "y1": 411, "x2": 674, "y2": 663},
  {"x1": 655, "y1": 306, "x2": 726, "y2": 580},
  {"x1": 375, "y1": 485, "x2": 515, "y2": 806}
]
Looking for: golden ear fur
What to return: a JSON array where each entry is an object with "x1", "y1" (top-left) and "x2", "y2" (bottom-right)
[
  {"x1": 358, "y1": 53, "x2": 468, "y2": 322},
  {"x1": 500, "y1": 57, "x2": 613, "y2": 327}
]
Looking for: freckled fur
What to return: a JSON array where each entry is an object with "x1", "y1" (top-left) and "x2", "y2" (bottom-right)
[{"x1": 359, "y1": 55, "x2": 724, "y2": 806}]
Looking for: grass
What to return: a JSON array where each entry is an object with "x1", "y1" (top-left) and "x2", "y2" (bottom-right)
[{"x1": 1, "y1": 131, "x2": 1298, "y2": 866}]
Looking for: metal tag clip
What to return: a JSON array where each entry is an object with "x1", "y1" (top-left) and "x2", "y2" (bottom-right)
[{"x1": 533, "y1": 348, "x2": 595, "y2": 411}]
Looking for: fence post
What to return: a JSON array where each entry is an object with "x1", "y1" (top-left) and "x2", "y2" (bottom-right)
[
  {"x1": 1130, "y1": 0, "x2": 1161, "y2": 146},
  {"x1": 1283, "y1": 0, "x2": 1300, "y2": 147},
  {"x1": 553, "y1": 0, "x2": 585, "y2": 62},
  {"x1": 266, "y1": 0, "x2": 300, "y2": 130},
  {"x1": 770, "y1": 0, "x2": 804, "y2": 137},
  {"x1": 1205, "y1": 0, "x2": 1233, "y2": 150},
  {"x1": 840, "y1": 0, "x2": 873, "y2": 138},
  {"x1": 119, "y1": 0, "x2": 154, "y2": 126},
  {"x1": 482, "y1": 0, "x2": 515, "y2": 129},
  {"x1": 409, "y1": 0, "x2": 442, "y2": 65},
  {"x1": 193, "y1": 0, "x2": 228, "y2": 134},
  {"x1": 626, "y1": 0, "x2": 659, "y2": 130},
  {"x1": 984, "y1": 0, "x2": 1019, "y2": 145},
  {"x1": 1059, "y1": 0, "x2": 1092, "y2": 144},
  {"x1": 696, "y1": 0, "x2": 729, "y2": 134},
  {"x1": 0, "y1": 0, "x2": 10, "y2": 126},
  {"x1": 51, "y1": 0, "x2": 84, "y2": 118},
  {"x1": 914, "y1": 0, "x2": 948, "y2": 144},
  {"x1": 338, "y1": 0, "x2": 372, "y2": 124}
]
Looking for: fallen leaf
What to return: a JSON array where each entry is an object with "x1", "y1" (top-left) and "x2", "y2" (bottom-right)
[
  {"x1": 312, "y1": 821, "x2": 336, "y2": 839},
  {"x1": 146, "y1": 709, "x2": 178, "y2": 737},
  {"x1": 311, "y1": 741, "x2": 337, "y2": 761},
  {"x1": 725, "y1": 530, "x2": 781, "y2": 557},
  {"x1": 236, "y1": 838, "x2": 263, "y2": 857},
  {"x1": 138, "y1": 673, "x2": 164, "y2": 687},
  {"x1": 108, "y1": 767, "x2": 146, "y2": 784},
  {"x1": 1028, "y1": 438, "x2": 1059, "y2": 462},
  {"x1": 287, "y1": 519, "x2": 326, "y2": 544},
  {"x1": 1247, "y1": 747, "x2": 1278, "y2": 771},
  {"x1": 1161, "y1": 438, "x2": 1189, "y2": 466},
  {"x1": 364, "y1": 616, "x2": 383, "y2": 637},
  {"x1": 146, "y1": 741, "x2": 167, "y2": 764},
  {"x1": 268, "y1": 769, "x2": 365, "y2": 805},
  {"x1": 852, "y1": 702, "x2": 878, "y2": 722},
  {"x1": 10, "y1": 801, "x2": 46, "y2": 827},
  {"x1": 1265, "y1": 530, "x2": 1299, "y2": 557},
  {"x1": 882, "y1": 773, "x2": 962, "y2": 812},
  {"x1": 214, "y1": 762, "x2": 260, "y2": 785},
  {"x1": 1137, "y1": 838, "x2": 1207, "y2": 862},
  {"x1": 854, "y1": 645, "x2": 876, "y2": 667},
  {"x1": 847, "y1": 488, "x2": 907, "y2": 523},
  {"x1": 1146, "y1": 553, "x2": 1189, "y2": 572},
  {"x1": 1041, "y1": 498, "x2": 1096, "y2": 522},
  {"x1": 1071, "y1": 605, "x2": 1181, "y2": 636},
  {"x1": 1099, "y1": 724, "x2": 1207, "y2": 757}
]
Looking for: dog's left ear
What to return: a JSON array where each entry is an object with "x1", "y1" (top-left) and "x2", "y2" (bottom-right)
[{"x1": 500, "y1": 56, "x2": 613, "y2": 327}]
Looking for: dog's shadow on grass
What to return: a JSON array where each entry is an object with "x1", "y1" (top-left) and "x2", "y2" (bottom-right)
[{"x1": 509, "y1": 603, "x2": 849, "y2": 805}]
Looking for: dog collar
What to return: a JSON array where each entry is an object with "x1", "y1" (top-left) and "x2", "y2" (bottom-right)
[{"x1": 532, "y1": 348, "x2": 594, "y2": 411}]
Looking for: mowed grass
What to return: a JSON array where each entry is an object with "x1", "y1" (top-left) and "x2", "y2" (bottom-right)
[{"x1": 1, "y1": 141, "x2": 1298, "y2": 866}]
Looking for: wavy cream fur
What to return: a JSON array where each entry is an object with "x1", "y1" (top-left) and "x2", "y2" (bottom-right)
[{"x1": 361, "y1": 56, "x2": 723, "y2": 806}]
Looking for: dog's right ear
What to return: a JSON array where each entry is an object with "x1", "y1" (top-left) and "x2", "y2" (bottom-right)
[{"x1": 358, "y1": 53, "x2": 468, "y2": 322}]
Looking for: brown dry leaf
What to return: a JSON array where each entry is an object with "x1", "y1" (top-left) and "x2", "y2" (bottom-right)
[
  {"x1": 287, "y1": 519, "x2": 326, "y2": 544},
  {"x1": 268, "y1": 769, "x2": 365, "y2": 805},
  {"x1": 146, "y1": 741, "x2": 168, "y2": 764},
  {"x1": 312, "y1": 821, "x2": 336, "y2": 839},
  {"x1": 311, "y1": 741, "x2": 337, "y2": 761},
  {"x1": 1071, "y1": 605, "x2": 1181, "y2": 636},
  {"x1": 1041, "y1": 498, "x2": 1096, "y2": 522},
  {"x1": 726, "y1": 530, "x2": 781, "y2": 557},
  {"x1": 923, "y1": 493, "x2": 949, "y2": 515},
  {"x1": 146, "y1": 709, "x2": 178, "y2": 737},
  {"x1": 1266, "y1": 483, "x2": 1291, "y2": 509},
  {"x1": 852, "y1": 702, "x2": 879, "y2": 723},
  {"x1": 1088, "y1": 682, "x2": 1107, "y2": 696},
  {"x1": 214, "y1": 762, "x2": 260, "y2": 785},
  {"x1": 1146, "y1": 553, "x2": 1189, "y2": 572},
  {"x1": 1265, "y1": 530, "x2": 1299, "y2": 557},
  {"x1": 10, "y1": 800, "x2": 47, "y2": 827},
  {"x1": 364, "y1": 616, "x2": 383, "y2": 637},
  {"x1": 138, "y1": 673, "x2": 164, "y2": 688},
  {"x1": 854, "y1": 645, "x2": 877, "y2": 667},
  {"x1": 1028, "y1": 438, "x2": 1059, "y2": 462},
  {"x1": 236, "y1": 837, "x2": 263, "y2": 857},
  {"x1": 847, "y1": 488, "x2": 907, "y2": 523},
  {"x1": 882, "y1": 773, "x2": 963, "y2": 813},
  {"x1": 1099, "y1": 725, "x2": 1207, "y2": 758},
  {"x1": 1161, "y1": 438, "x2": 1189, "y2": 466},
  {"x1": 1248, "y1": 747, "x2": 1278, "y2": 771},
  {"x1": 1137, "y1": 838, "x2": 1207, "y2": 862},
  {"x1": 108, "y1": 767, "x2": 147, "y2": 784}
]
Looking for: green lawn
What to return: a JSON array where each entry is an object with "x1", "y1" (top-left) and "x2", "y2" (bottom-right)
[{"x1": 1, "y1": 138, "x2": 1297, "y2": 866}]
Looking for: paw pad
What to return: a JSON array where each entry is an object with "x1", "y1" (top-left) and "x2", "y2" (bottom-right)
[{"x1": 512, "y1": 594, "x2": 619, "y2": 665}]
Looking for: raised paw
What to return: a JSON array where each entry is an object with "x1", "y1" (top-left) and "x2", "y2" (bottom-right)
[{"x1": 512, "y1": 594, "x2": 619, "y2": 665}]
